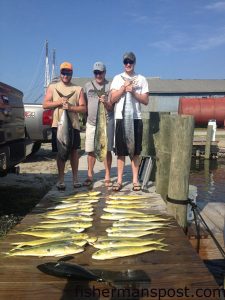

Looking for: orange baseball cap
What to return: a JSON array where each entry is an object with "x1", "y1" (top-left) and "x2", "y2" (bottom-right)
[{"x1": 60, "y1": 62, "x2": 73, "y2": 71}]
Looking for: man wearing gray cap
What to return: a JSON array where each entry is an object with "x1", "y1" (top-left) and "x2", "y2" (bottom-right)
[
  {"x1": 83, "y1": 61, "x2": 114, "y2": 187},
  {"x1": 110, "y1": 52, "x2": 149, "y2": 191}
]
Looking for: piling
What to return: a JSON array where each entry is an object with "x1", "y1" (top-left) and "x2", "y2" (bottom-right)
[
  {"x1": 155, "y1": 114, "x2": 173, "y2": 200},
  {"x1": 167, "y1": 115, "x2": 195, "y2": 231},
  {"x1": 205, "y1": 125, "x2": 213, "y2": 159}
]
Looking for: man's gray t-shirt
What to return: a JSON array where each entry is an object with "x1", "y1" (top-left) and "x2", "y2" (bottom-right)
[{"x1": 84, "y1": 79, "x2": 113, "y2": 126}]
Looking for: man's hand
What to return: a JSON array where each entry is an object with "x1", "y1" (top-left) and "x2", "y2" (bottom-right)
[
  {"x1": 62, "y1": 98, "x2": 69, "y2": 110},
  {"x1": 123, "y1": 80, "x2": 133, "y2": 93}
]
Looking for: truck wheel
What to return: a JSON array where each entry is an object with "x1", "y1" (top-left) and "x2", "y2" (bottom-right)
[{"x1": 32, "y1": 142, "x2": 42, "y2": 154}]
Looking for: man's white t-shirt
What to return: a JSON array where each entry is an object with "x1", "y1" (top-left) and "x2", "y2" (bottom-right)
[{"x1": 110, "y1": 72, "x2": 149, "y2": 119}]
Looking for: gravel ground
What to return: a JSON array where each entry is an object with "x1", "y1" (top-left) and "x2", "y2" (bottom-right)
[{"x1": 0, "y1": 143, "x2": 71, "y2": 236}]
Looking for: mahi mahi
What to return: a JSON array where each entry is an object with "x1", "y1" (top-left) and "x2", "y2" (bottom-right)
[
  {"x1": 30, "y1": 221, "x2": 92, "y2": 230},
  {"x1": 103, "y1": 207, "x2": 146, "y2": 215},
  {"x1": 16, "y1": 229, "x2": 89, "y2": 239},
  {"x1": 106, "y1": 224, "x2": 167, "y2": 233},
  {"x1": 7, "y1": 241, "x2": 84, "y2": 257},
  {"x1": 11, "y1": 237, "x2": 88, "y2": 249},
  {"x1": 94, "y1": 101, "x2": 107, "y2": 162},
  {"x1": 92, "y1": 245, "x2": 167, "y2": 260},
  {"x1": 92, "y1": 238, "x2": 166, "y2": 249},
  {"x1": 42, "y1": 214, "x2": 93, "y2": 221},
  {"x1": 101, "y1": 213, "x2": 148, "y2": 221},
  {"x1": 108, "y1": 195, "x2": 149, "y2": 200},
  {"x1": 107, "y1": 230, "x2": 161, "y2": 238}
]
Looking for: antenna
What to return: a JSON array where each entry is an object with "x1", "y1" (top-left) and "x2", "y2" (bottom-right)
[{"x1": 44, "y1": 40, "x2": 50, "y2": 94}]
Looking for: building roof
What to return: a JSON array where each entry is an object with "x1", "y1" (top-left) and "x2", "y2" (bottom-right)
[
  {"x1": 71, "y1": 78, "x2": 225, "y2": 94},
  {"x1": 147, "y1": 79, "x2": 225, "y2": 94}
]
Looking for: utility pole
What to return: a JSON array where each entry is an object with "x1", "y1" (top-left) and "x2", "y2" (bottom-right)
[
  {"x1": 51, "y1": 48, "x2": 56, "y2": 81},
  {"x1": 44, "y1": 40, "x2": 50, "y2": 94}
]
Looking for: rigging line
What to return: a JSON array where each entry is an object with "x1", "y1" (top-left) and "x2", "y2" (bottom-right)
[
  {"x1": 24, "y1": 43, "x2": 45, "y2": 96},
  {"x1": 23, "y1": 81, "x2": 44, "y2": 101},
  {"x1": 192, "y1": 205, "x2": 201, "y2": 254},
  {"x1": 24, "y1": 71, "x2": 45, "y2": 101},
  {"x1": 189, "y1": 200, "x2": 225, "y2": 259},
  {"x1": 34, "y1": 93, "x2": 44, "y2": 103}
]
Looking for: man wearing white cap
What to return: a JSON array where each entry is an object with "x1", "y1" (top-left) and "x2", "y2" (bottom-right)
[{"x1": 83, "y1": 61, "x2": 114, "y2": 187}]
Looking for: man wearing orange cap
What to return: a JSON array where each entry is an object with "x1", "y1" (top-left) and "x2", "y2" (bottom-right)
[{"x1": 43, "y1": 61, "x2": 86, "y2": 190}]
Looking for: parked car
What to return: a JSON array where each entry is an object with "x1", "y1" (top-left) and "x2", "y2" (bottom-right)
[
  {"x1": 24, "y1": 103, "x2": 53, "y2": 153},
  {"x1": 0, "y1": 82, "x2": 33, "y2": 176}
]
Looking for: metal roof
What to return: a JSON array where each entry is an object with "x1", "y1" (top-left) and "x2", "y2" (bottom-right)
[
  {"x1": 147, "y1": 79, "x2": 225, "y2": 94},
  {"x1": 71, "y1": 78, "x2": 225, "y2": 94}
]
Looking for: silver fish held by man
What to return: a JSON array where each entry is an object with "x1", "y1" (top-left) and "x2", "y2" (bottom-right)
[
  {"x1": 121, "y1": 75, "x2": 137, "y2": 160},
  {"x1": 56, "y1": 90, "x2": 75, "y2": 161}
]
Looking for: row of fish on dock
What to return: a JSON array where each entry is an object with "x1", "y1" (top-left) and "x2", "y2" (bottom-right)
[{"x1": 5, "y1": 191, "x2": 172, "y2": 260}]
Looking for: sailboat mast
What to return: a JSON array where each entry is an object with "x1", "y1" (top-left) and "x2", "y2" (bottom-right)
[{"x1": 44, "y1": 40, "x2": 50, "y2": 94}]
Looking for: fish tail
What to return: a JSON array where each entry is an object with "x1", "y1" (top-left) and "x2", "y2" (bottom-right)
[{"x1": 158, "y1": 245, "x2": 169, "y2": 251}]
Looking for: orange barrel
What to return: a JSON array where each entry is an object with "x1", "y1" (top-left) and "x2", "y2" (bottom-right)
[{"x1": 178, "y1": 97, "x2": 225, "y2": 126}]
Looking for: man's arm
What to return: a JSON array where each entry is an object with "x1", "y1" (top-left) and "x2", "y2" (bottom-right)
[
  {"x1": 110, "y1": 79, "x2": 132, "y2": 104},
  {"x1": 131, "y1": 90, "x2": 149, "y2": 105},
  {"x1": 125, "y1": 80, "x2": 149, "y2": 105}
]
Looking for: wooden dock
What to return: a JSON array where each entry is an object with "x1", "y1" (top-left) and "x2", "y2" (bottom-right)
[{"x1": 0, "y1": 164, "x2": 221, "y2": 300}]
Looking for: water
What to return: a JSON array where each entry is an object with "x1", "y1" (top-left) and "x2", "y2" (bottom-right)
[
  {"x1": 190, "y1": 158, "x2": 225, "y2": 203},
  {"x1": 189, "y1": 158, "x2": 225, "y2": 287}
]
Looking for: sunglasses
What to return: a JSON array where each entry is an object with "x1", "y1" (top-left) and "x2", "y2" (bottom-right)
[
  {"x1": 123, "y1": 59, "x2": 134, "y2": 65},
  {"x1": 61, "y1": 71, "x2": 72, "y2": 76},
  {"x1": 94, "y1": 70, "x2": 104, "y2": 76}
]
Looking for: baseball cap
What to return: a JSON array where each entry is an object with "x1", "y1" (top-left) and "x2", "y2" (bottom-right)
[
  {"x1": 60, "y1": 62, "x2": 73, "y2": 71},
  {"x1": 93, "y1": 61, "x2": 106, "y2": 72},
  {"x1": 123, "y1": 52, "x2": 136, "y2": 63}
]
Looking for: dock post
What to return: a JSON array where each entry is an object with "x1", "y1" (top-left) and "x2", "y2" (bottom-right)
[
  {"x1": 140, "y1": 112, "x2": 160, "y2": 185},
  {"x1": 167, "y1": 115, "x2": 194, "y2": 231},
  {"x1": 155, "y1": 114, "x2": 173, "y2": 200},
  {"x1": 205, "y1": 125, "x2": 213, "y2": 159}
]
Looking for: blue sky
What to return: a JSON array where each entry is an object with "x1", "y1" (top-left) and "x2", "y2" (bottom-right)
[{"x1": 1, "y1": 0, "x2": 225, "y2": 102}]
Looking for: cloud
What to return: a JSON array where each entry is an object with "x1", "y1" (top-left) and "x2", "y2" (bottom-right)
[
  {"x1": 205, "y1": 1, "x2": 225, "y2": 11},
  {"x1": 125, "y1": 12, "x2": 150, "y2": 24},
  {"x1": 149, "y1": 28, "x2": 225, "y2": 52},
  {"x1": 190, "y1": 31, "x2": 225, "y2": 50}
]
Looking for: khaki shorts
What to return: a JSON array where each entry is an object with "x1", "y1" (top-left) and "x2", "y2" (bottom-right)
[{"x1": 85, "y1": 120, "x2": 114, "y2": 153}]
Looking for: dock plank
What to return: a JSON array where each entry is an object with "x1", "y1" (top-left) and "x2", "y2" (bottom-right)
[{"x1": 0, "y1": 183, "x2": 221, "y2": 299}]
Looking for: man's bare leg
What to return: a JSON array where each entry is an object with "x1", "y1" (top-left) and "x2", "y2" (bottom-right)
[
  {"x1": 87, "y1": 152, "x2": 96, "y2": 180},
  {"x1": 70, "y1": 148, "x2": 79, "y2": 183},
  {"x1": 117, "y1": 155, "x2": 125, "y2": 184},
  {"x1": 104, "y1": 151, "x2": 112, "y2": 181}
]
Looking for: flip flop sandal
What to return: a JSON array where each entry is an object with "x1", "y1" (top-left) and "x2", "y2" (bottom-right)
[
  {"x1": 74, "y1": 182, "x2": 82, "y2": 188},
  {"x1": 105, "y1": 180, "x2": 113, "y2": 187},
  {"x1": 112, "y1": 182, "x2": 122, "y2": 192},
  {"x1": 82, "y1": 178, "x2": 93, "y2": 187},
  {"x1": 56, "y1": 182, "x2": 66, "y2": 191},
  {"x1": 132, "y1": 183, "x2": 141, "y2": 191}
]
